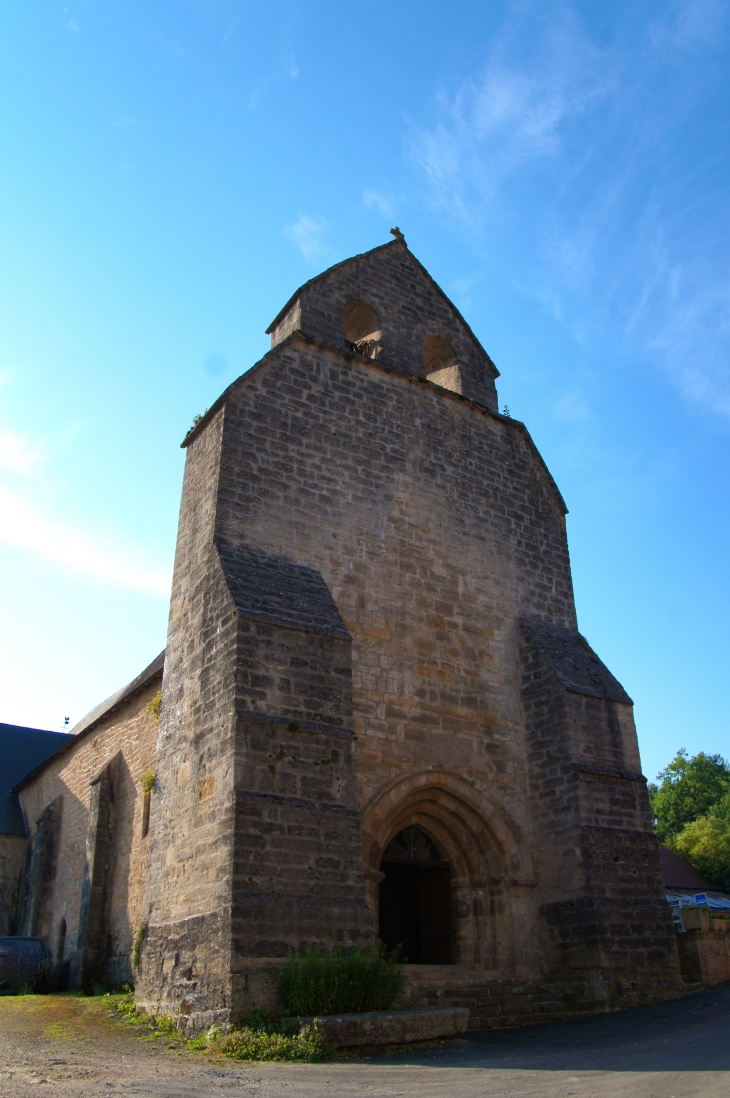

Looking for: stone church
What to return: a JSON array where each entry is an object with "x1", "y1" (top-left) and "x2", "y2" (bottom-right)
[{"x1": 2, "y1": 231, "x2": 682, "y2": 1029}]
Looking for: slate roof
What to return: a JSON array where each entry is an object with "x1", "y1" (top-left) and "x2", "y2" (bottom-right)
[
  {"x1": 11, "y1": 651, "x2": 165, "y2": 799},
  {"x1": 0, "y1": 725, "x2": 73, "y2": 835},
  {"x1": 660, "y1": 845, "x2": 721, "y2": 891},
  {"x1": 216, "y1": 540, "x2": 351, "y2": 638},
  {"x1": 69, "y1": 650, "x2": 165, "y2": 739},
  {"x1": 521, "y1": 619, "x2": 633, "y2": 704}
]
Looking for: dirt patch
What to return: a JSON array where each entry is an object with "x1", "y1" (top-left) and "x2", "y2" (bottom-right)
[{"x1": 0, "y1": 994, "x2": 207, "y2": 1096}]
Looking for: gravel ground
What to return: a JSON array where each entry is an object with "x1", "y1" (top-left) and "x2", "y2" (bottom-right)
[{"x1": 1, "y1": 985, "x2": 729, "y2": 1098}]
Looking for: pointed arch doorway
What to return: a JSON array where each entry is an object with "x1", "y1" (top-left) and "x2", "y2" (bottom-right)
[{"x1": 378, "y1": 826, "x2": 454, "y2": 964}]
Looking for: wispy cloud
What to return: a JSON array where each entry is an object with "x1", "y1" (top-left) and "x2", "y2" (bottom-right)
[
  {"x1": 0, "y1": 482, "x2": 171, "y2": 596},
  {"x1": 555, "y1": 391, "x2": 591, "y2": 422},
  {"x1": 0, "y1": 426, "x2": 47, "y2": 475},
  {"x1": 409, "y1": 9, "x2": 613, "y2": 224},
  {"x1": 654, "y1": 0, "x2": 726, "y2": 51},
  {"x1": 0, "y1": 411, "x2": 170, "y2": 596},
  {"x1": 62, "y1": 7, "x2": 78, "y2": 32},
  {"x1": 246, "y1": 10, "x2": 299, "y2": 110},
  {"x1": 285, "y1": 214, "x2": 331, "y2": 265},
  {"x1": 647, "y1": 265, "x2": 730, "y2": 414},
  {"x1": 408, "y1": 1, "x2": 730, "y2": 418},
  {"x1": 363, "y1": 189, "x2": 396, "y2": 219}
]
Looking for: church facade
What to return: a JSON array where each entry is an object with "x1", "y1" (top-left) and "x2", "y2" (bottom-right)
[{"x1": 7, "y1": 233, "x2": 682, "y2": 1028}]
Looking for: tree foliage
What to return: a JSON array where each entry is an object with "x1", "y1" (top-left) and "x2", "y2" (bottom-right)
[
  {"x1": 650, "y1": 749, "x2": 730, "y2": 890},
  {"x1": 649, "y1": 749, "x2": 730, "y2": 844},
  {"x1": 672, "y1": 798, "x2": 730, "y2": 892}
]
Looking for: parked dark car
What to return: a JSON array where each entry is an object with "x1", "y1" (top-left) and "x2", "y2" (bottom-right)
[{"x1": 0, "y1": 937, "x2": 51, "y2": 991}]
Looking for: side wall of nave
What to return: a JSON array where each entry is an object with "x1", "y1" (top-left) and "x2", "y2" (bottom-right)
[{"x1": 16, "y1": 675, "x2": 160, "y2": 989}]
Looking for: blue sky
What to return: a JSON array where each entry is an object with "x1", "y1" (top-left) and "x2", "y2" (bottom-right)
[{"x1": 0, "y1": 0, "x2": 728, "y2": 783}]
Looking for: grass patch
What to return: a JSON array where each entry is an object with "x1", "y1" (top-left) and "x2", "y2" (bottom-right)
[
  {"x1": 277, "y1": 943, "x2": 404, "y2": 1016},
  {"x1": 112, "y1": 995, "x2": 330, "y2": 1063}
]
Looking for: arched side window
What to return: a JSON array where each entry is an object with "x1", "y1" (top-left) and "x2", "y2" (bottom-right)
[
  {"x1": 423, "y1": 335, "x2": 462, "y2": 394},
  {"x1": 344, "y1": 299, "x2": 382, "y2": 360}
]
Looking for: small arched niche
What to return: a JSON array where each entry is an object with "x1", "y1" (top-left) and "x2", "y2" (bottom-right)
[
  {"x1": 344, "y1": 299, "x2": 382, "y2": 360},
  {"x1": 378, "y1": 825, "x2": 454, "y2": 964},
  {"x1": 423, "y1": 334, "x2": 462, "y2": 394}
]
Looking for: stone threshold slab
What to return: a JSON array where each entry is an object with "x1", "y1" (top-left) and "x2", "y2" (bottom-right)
[{"x1": 290, "y1": 1005, "x2": 470, "y2": 1048}]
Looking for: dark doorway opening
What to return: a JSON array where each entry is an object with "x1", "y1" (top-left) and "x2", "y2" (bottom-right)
[{"x1": 378, "y1": 827, "x2": 453, "y2": 964}]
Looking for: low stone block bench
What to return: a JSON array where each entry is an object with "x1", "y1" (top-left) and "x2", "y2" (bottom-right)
[{"x1": 292, "y1": 1006, "x2": 470, "y2": 1048}]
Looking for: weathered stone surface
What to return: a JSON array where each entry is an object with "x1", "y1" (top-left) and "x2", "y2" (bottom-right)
[{"x1": 294, "y1": 1006, "x2": 470, "y2": 1047}]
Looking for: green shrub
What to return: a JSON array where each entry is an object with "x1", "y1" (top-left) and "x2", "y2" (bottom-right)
[{"x1": 277, "y1": 943, "x2": 404, "y2": 1017}]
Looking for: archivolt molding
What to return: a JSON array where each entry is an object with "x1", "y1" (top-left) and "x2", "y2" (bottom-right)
[{"x1": 361, "y1": 767, "x2": 534, "y2": 886}]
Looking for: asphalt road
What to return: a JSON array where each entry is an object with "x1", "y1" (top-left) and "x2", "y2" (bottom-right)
[{"x1": 1, "y1": 984, "x2": 728, "y2": 1098}]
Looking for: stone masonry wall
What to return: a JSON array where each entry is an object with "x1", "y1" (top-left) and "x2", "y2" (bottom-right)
[
  {"x1": 182, "y1": 332, "x2": 576, "y2": 991},
  {"x1": 16, "y1": 676, "x2": 160, "y2": 987},
  {"x1": 214, "y1": 334, "x2": 574, "y2": 829}
]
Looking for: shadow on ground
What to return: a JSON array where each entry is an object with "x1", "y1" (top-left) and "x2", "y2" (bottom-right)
[{"x1": 365, "y1": 983, "x2": 730, "y2": 1072}]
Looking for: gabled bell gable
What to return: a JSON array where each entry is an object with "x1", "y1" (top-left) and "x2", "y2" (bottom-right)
[{"x1": 266, "y1": 236, "x2": 499, "y2": 410}]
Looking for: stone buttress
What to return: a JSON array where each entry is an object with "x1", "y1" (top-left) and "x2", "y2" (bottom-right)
[{"x1": 136, "y1": 416, "x2": 372, "y2": 1028}]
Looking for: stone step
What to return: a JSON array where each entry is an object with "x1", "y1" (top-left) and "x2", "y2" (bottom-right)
[{"x1": 288, "y1": 1006, "x2": 470, "y2": 1048}]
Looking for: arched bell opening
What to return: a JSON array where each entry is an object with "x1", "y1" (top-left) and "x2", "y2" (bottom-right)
[
  {"x1": 344, "y1": 299, "x2": 382, "y2": 359},
  {"x1": 378, "y1": 826, "x2": 454, "y2": 964},
  {"x1": 423, "y1": 334, "x2": 462, "y2": 394}
]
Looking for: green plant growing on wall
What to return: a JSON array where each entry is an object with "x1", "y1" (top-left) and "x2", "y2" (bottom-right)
[
  {"x1": 146, "y1": 690, "x2": 162, "y2": 725},
  {"x1": 132, "y1": 923, "x2": 148, "y2": 970},
  {"x1": 141, "y1": 769, "x2": 156, "y2": 796},
  {"x1": 277, "y1": 943, "x2": 404, "y2": 1017},
  {"x1": 185, "y1": 408, "x2": 210, "y2": 437}
]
